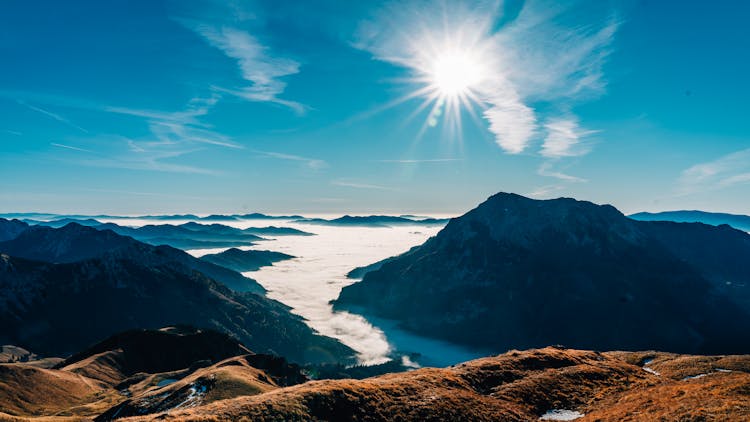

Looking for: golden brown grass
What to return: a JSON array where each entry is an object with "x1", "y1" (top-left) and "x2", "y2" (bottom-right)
[
  {"x1": 119, "y1": 348, "x2": 750, "y2": 422},
  {"x1": 0, "y1": 362, "x2": 119, "y2": 418},
  {"x1": 1, "y1": 347, "x2": 748, "y2": 421}
]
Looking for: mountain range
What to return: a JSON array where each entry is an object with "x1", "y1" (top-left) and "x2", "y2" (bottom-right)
[
  {"x1": 630, "y1": 210, "x2": 750, "y2": 232},
  {"x1": 0, "y1": 212, "x2": 305, "y2": 222},
  {"x1": 1, "y1": 194, "x2": 750, "y2": 420},
  {"x1": 294, "y1": 215, "x2": 450, "y2": 227},
  {"x1": 20, "y1": 219, "x2": 312, "y2": 250},
  {"x1": 0, "y1": 221, "x2": 353, "y2": 363},
  {"x1": 335, "y1": 192, "x2": 750, "y2": 355},
  {"x1": 0, "y1": 222, "x2": 263, "y2": 293}
]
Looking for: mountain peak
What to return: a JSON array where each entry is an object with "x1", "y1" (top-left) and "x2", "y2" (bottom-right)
[{"x1": 451, "y1": 192, "x2": 638, "y2": 247}]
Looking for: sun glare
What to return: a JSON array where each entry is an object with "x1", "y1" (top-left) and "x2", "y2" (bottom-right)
[
  {"x1": 397, "y1": 34, "x2": 494, "y2": 135},
  {"x1": 380, "y1": 21, "x2": 497, "y2": 136},
  {"x1": 430, "y1": 51, "x2": 483, "y2": 97}
]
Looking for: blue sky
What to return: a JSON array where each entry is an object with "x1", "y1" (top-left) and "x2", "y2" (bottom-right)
[{"x1": 1, "y1": 0, "x2": 749, "y2": 215}]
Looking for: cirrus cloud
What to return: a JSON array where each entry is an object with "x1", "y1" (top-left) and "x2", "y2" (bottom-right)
[{"x1": 354, "y1": 0, "x2": 617, "y2": 156}]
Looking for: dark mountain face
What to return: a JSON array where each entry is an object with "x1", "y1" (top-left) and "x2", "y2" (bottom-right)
[
  {"x1": 0, "y1": 223, "x2": 264, "y2": 294},
  {"x1": 640, "y1": 220, "x2": 750, "y2": 310},
  {"x1": 0, "y1": 219, "x2": 28, "y2": 242},
  {"x1": 0, "y1": 254, "x2": 354, "y2": 364},
  {"x1": 346, "y1": 246, "x2": 418, "y2": 279},
  {"x1": 335, "y1": 193, "x2": 750, "y2": 355},
  {"x1": 201, "y1": 248, "x2": 294, "y2": 272},
  {"x1": 56, "y1": 327, "x2": 253, "y2": 377}
]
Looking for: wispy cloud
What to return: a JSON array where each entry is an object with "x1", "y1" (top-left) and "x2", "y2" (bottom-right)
[
  {"x1": 375, "y1": 158, "x2": 462, "y2": 163},
  {"x1": 51, "y1": 137, "x2": 216, "y2": 175},
  {"x1": 5, "y1": 90, "x2": 233, "y2": 175},
  {"x1": 332, "y1": 180, "x2": 396, "y2": 191},
  {"x1": 678, "y1": 148, "x2": 750, "y2": 194},
  {"x1": 73, "y1": 153, "x2": 216, "y2": 175},
  {"x1": 185, "y1": 23, "x2": 304, "y2": 113},
  {"x1": 51, "y1": 142, "x2": 95, "y2": 154},
  {"x1": 104, "y1": 94, "x2": 243, "y2": 150},
  {"x1": 77, "y1": 187, "x2": 205, "y2": 200},
  {"x1": 253, "y1": 150, "x2": 327, "y2": 170},
  {"x1": 541, "y1": 117, "x2": 597, "y2": 158},
  {"x1": 355, "y1": 0, "x2": 618, "y2": 155},
  {"x1": 537, "y1": 161, "x2": 587, "y2": 183},
  {"x1": 18, "y1": 101, "x2": 89, "y2": 133},
  {"x1": 2, "y1": 129, "x2": 22, "y2": 136}
]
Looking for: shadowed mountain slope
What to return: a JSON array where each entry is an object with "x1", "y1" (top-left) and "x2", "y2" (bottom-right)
[
  {"x1": 0, "y1": 253, "x2": 353, "y2": 364},
  {"x1": 335, "y1": 193, "x2": 750, "y2": 355},
  {"x1": 0, "y1": 220, "x2": 28, "y2": 242}
]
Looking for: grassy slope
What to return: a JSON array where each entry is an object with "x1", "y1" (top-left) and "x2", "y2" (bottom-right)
[
  {"x1": 1, "y1": 347, "x2": 749, "y2": 421},
  {"x1": 121, "y1": 347, "x2": 750, "y2": 421}
]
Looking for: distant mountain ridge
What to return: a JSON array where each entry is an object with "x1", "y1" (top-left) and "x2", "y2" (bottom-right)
[
  {"x1": 19, "y1": 219, "x2": 313, "y2": 250},
  {"x1": 630, "y1": 210, "x2": 750, "y2": 232},
  {"x1": 295, "y1": 215, "x2": 449, "y2": 228},
  {"x1": 0, "y1": 222, "x2": 264, "y2": 293},
  {"x1": 335, "y1": 192, "x2": 750, "y2": 355},
  {"x1": 0, "y1": 212, "x2": 306, "y2": 221}
]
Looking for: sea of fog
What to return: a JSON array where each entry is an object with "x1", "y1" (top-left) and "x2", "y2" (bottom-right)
[{"x1": 100, "y1": 216, "x2": 491, "y2": 367}]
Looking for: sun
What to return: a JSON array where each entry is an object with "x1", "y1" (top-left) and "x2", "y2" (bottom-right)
[
  {"x1": 430, "y1": 51, "x2": 483, "y2": 98},
  {"x1": 411, "y1": 46, "x2": 489, "y2": 132},
  {"x1": 381, "y1": 25, "x2": 496, "y2": 135}
]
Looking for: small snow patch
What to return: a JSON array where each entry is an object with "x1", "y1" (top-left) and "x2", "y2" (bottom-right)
[
  {"x1": 173, "y1": 383, "x2": 207, "y2": 410},
  {"x1": 682, "y1": 368, "x2": 733, "y2": 380},
  {"x1": 682, "y1": 373, "x2": 708, "y2": 380},
  {"x1": 643, "y1": 366, "x2": 660, "y2": 376},
  {"x1": 540, "y1": 409, "x2": 584, "y2": 421},
  {"x1": 641, "y1": 358, "x2": 660, "y2": 376}
]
